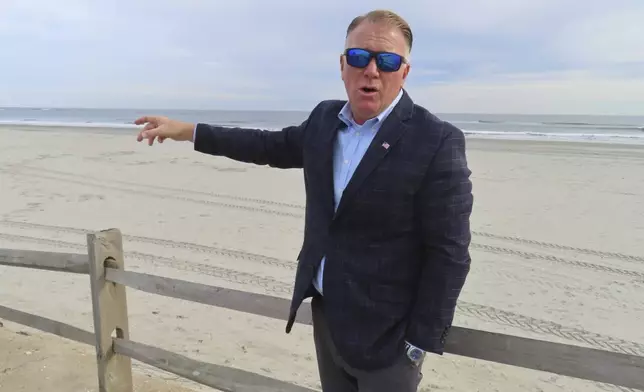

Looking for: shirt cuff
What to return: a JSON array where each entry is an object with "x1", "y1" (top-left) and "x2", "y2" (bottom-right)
[{"x1": 192, "y1": 124, "x2": 198, "y2": 143}]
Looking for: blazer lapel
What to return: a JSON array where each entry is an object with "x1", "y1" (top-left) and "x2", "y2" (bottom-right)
[
  {"x1": 333, "y1": 90, "x2": 414, "y2": 220},
  {"x1": 316, "y1": 116, "x2": 344, "y2": 219}
]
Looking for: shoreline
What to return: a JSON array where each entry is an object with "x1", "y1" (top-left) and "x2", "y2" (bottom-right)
[{"x1": 2, "y1": 123, "x2": 644, "y2": 147}]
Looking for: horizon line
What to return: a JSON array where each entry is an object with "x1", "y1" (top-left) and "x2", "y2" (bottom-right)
[{"x1": 1, "y1": 105, "x2": 643, "y2": 118}]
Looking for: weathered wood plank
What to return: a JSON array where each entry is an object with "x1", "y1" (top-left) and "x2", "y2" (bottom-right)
[
  {"x1": 0, "y1": 248, "x2": 89, "y2": 274},
  {"x1": 87, "y1": 229, "x2": 133, "y2": 392},
  {"x1": 104, "y1": 268, "x2": 644, "y2": 389},
  {"x1": 0, "y1": 304, "x2": 94, "y2": 345},
  {"x1": 104, "y1": 268, "x2": 313, "y2": 325},
  {"x1": 446, "y1": 327, "x2": 644, "y2": 390},
  {"x1": 113, "y1": 337, "x2": 318, "y2": 392}
]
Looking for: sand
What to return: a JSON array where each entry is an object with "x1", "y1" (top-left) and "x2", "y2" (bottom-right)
[
  {"x1": 0, "y1": 124, "x2": 643, "y2": 392},
  {"x1": 0, "y1": 321, "x2": 204, "y2": 392}
]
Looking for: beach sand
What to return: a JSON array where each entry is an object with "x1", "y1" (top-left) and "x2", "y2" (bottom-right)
[
  {"x1": 0, "y1": 321, "x2": 203, "y2": 392},
  {"x1": 1, "y1": 125, "x2": 643, "y2": 391}
]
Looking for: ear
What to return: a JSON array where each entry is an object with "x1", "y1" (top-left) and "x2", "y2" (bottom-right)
[
  {"x1": 402, "y1": 63, "x2": 411, "y2": 81},
  {"x1": 339, "y1": 54, "x2": 345, "y2": 80}
]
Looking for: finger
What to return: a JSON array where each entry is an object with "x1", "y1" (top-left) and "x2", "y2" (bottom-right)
[
  {"x1": 158, "y1": 136, "x2": 166, "y2": 143},
  {"x1": 137, "y1": 128, "x2": 153, "y2": 142},
  {"x1": 143, "y1": 122, "x2": 157, "y2": 131},
  {"x1": 140, "y1": 127, "x2": 161, "y2": 140},
  {"x1": 138, "y1": 130, "x2": 155, "y2": 145},
  {"x1": 137, "y1": 122, "x2": 160, "y2": 142},
  {"x1": 134, "y1": 116, "x2": 154, "y2": 125},
  {"x1": 136, "y1": 130, "x2": 146, "y2": 142},
  {"x1": 146, "y1": 133, "x2": 159, "y2": 146}
]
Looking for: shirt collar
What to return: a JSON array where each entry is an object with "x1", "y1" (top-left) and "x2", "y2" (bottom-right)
[{"x1": 338, "y1": 88, "x2": 404, "y2": 129}]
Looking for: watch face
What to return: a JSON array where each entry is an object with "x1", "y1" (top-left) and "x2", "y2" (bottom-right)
[{"x1": 409, "y1": 348, "x2": 423, "y2": 361}]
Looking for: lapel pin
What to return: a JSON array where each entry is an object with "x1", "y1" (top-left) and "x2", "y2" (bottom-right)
[{"x1": 382, "y1": 142, "x2": 390, "y2": 150}]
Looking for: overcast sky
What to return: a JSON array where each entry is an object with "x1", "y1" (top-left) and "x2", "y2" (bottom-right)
[{"x1": 1, "y1": 0, "x2": 643, "y2": 114}]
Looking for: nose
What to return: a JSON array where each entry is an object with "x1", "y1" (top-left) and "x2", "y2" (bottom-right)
[{"x1": 363, "y1": 58, "x2": 379, "y2": 77}]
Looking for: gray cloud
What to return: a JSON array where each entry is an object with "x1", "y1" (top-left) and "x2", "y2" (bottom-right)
[{"x1": 1, "y1": 0, "x2": 642, "y2": 113}]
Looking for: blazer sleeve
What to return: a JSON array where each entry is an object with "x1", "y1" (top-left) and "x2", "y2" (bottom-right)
[
  {"x1": 407, "y1": 121, "x2": 474, "y2": 354},
  {"x1": 193, "y1": 105, "x2": 319, "y2": 169}
]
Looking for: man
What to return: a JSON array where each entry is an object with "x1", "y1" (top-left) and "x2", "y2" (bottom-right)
[{"x1": 135, "y1": 9, "x2": 473, "y2": 392}]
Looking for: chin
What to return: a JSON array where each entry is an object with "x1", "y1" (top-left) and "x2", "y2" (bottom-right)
[{"x1": 356, "y1": 103, "x2": 379, "y2": 116}]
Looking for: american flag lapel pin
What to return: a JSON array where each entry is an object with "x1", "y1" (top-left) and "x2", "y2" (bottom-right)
[{"x1": 382, "y1": 142, "x2": 390, "y2": 150}]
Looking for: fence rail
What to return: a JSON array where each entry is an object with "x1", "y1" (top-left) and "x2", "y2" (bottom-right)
[
  {"x1": 1, "y1": 228, "x2": 644, "y2": 391},
  {"x1": 0, "y1": 248, "x2": 89, "y2": 274},
  {"x1": 0, "y1": 304, "x2": 314, "y2": 392}
]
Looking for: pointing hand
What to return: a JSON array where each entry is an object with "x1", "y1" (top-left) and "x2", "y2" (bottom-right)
[{"x1": 134, "y1": 116, "x2": 195, "y2": 146}]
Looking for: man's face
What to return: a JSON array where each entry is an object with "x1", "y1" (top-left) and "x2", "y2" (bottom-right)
[{"x1": 340, "y1": 21, "x2": 410, "y2": 124}]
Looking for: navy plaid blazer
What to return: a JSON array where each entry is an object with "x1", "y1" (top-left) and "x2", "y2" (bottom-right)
[{"x1": 194, "y1": 89, "x2": 473, "y2": 371}]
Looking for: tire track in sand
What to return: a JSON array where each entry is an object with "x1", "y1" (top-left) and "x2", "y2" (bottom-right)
[
  {"x1": 0, "y1": 232, "x2": 292, "y2": 296},
  {"x1": 7, "y1": 220, "x2": 640, "y2": 301},
  {"x1": 15, "y1": 165, "x2": 305, "y2": 210},
  {"x1": 472, "y1": 230, "x2": 644, "y2": 264},
  {"x1": 475, "y1": 263, "x2": 644, "y2": 305},
  {"x1": 0, "y1": 220, "x2": 296, "y2": 271},
  {"x1": 3, "y1": 220, "x2": 643, "y2": 303},
  {"x1": 472, "y1": 243, "x2": 644, "y2": 279},
  {"x1": 8, "y1": 166, "x2": 643, "y2": 272},
  {"x1": 0, "y1": 167, "x2": 303, "y2": 219}
]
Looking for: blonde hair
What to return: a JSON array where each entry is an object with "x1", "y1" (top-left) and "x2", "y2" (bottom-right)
[{"x1": 346, "y1": 10, "x2": 413, "y2": 55}]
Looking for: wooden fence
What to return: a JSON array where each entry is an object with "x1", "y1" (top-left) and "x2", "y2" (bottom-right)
[{"x1": 1, "y1": 228, "x2": 643, "y2": 391}]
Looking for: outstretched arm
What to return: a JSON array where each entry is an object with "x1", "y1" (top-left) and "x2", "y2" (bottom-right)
[
  {"x1": 192, "y1": 120, "x2": 308, "y2": 169},
  {"x1": 406, "y1": 122, "x2": 474, "y2": 355},
  {"x1": 135, "y1": 105, "x2": 318, "y2": 169}
]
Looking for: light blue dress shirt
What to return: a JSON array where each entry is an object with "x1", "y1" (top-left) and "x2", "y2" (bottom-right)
[{"x1": 312, "y1": 88, "x2": 403, "y2": 295}]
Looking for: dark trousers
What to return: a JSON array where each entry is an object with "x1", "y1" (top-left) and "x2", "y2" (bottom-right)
[{"x1": 311, "y1": 296, "x2": 424, "y2": 392}]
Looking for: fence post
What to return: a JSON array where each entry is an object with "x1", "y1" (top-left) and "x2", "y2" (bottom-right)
[{"x1": 87, "y1": 228, "x2": 133, "y2": 392}]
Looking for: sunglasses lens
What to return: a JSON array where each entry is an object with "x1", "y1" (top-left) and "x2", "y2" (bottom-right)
[
  {"x1": 377, "y1": 53, "x2": 402, "y2": 72},
  {"x1": 346, "y1": 48, "x2": 371, "y2": 68}
]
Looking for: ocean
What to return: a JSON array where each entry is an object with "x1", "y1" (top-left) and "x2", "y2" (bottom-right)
[{"x1": 1, "y1": 107, "x2": 643, "y2": 145}]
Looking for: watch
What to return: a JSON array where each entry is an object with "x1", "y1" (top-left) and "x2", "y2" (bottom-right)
[{"x1": 404, "y1": 342, "x2": 426, "y2": 365}]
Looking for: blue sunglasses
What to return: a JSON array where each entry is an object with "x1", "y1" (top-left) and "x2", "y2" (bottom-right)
[{"x1": 344, "y1": 48, "x2": 406, "y2": 72}]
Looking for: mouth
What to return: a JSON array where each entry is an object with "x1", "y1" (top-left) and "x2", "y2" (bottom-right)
[{"x1": 360, "y1": 86, "x2": 378, "y2": 94}]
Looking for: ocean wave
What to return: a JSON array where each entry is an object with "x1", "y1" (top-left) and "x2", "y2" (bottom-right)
[
  {"x1": 463, "y1": 129, "x2": 644, "y2": 144},
  {"x1": 540, "y1": 122, "x2": 643, "y2": 131},
  {"x1": 0, "y1": 120, "x2": 138, "y2": 128},
  {"x1": 450, "y1": 119, "x2": 643, "y2": 131},
  {"x1": 2, "y1": 119, "x2": 644, "y2": 145}
]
